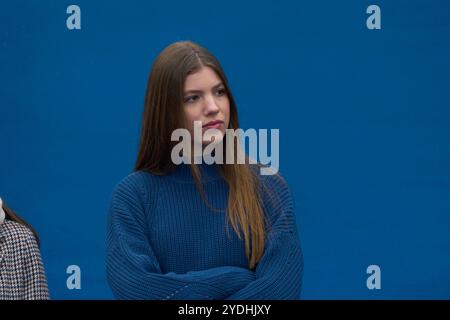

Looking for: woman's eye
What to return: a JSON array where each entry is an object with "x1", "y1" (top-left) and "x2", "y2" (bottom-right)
[
  {"x1": 185, "y1": 95, "x2": 199, "y2": 103},
  {"x1": 216, "y1": 88, "x2": 226, "y2": 96}
]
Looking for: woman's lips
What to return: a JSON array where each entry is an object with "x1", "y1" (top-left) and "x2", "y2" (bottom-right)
[{"x1": 203, "y1": 121, "x2": 223, "y2": 129}]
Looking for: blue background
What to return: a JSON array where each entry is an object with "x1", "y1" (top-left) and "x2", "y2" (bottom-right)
[{"x1": 1, "y1": 0, "x2": 449, "y2": 299}]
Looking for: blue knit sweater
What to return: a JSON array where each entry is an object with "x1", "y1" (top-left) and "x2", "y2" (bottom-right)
[{"x1": 106, "y1": 163, "x2": 304, "y2": 300}]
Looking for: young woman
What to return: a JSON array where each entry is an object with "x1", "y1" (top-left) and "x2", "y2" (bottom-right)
[
  {"x1": 106, "y1": 41, "x2": 304, "y2": 300},
  {"x1": 0, "y1": 197, "x2": 50, "y2": 300}
]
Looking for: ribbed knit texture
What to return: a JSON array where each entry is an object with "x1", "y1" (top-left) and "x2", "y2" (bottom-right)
[{"x1": 106, "y1": 163, "x2": 304, "y2": 300}]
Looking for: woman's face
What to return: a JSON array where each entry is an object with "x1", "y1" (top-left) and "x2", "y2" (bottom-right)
[{"x1": 183, "y1": 66, "x2": 230, "y2": 145}]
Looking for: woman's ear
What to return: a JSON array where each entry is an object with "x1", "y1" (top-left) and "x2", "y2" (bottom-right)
[{"x1": 0, "y1": 197, "x2": 5, "y2": 225}]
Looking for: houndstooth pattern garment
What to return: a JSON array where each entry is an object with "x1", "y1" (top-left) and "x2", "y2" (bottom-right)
[{"x1": 0, "y1": 220, "x2": 50, "y2": 300}]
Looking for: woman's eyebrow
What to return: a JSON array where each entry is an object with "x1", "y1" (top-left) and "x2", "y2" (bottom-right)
[{"x1": 184, "y1": 82, "x2": 223, "y2": 95}]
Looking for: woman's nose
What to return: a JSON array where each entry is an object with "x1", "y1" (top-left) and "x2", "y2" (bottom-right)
[{"x1": 204, "y1": 95, "x2": 220, "y2": 114}]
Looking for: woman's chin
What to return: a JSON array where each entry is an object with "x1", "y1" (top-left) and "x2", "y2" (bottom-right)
[{"x1": 202, "y1": 136, "x2": 224, "y2": 145}]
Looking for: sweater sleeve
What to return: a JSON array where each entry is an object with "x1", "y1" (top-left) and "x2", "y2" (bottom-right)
[
  {"x1": 106, "y1": 173, "x2": 255, "y2": 300},
  {"x1": 225, "y1": 174, "x2": 304, "y2": 300}
]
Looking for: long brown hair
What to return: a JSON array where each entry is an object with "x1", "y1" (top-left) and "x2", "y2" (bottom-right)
[
  {"x1": 135, "y1": 41, "x2": 266, "y2": 269},
  {"x1": 1, "y1": 200, "x2": 40, "y2": 247}
]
